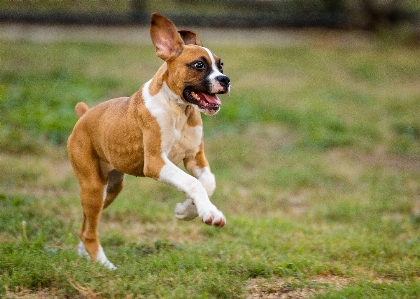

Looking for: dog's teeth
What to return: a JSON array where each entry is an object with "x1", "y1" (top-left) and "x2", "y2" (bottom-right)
[{"x1": 191, "y1": 91, "x2": 200, "y2": 100}]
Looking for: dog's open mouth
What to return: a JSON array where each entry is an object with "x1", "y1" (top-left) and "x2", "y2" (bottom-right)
[{"x1": 184, "y1": 90, "x2": 221, "y2": 115}]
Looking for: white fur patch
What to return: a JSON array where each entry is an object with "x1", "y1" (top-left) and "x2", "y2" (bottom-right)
[
  {"x1": 97, "y1": 246, "x2": 117, "y2": 270},
  {"x1": 203, "y1": 47, "x2": 220, "y2": 74},
  {"x1": 77, "y1": 241, "x2": 89, "y2": 257},
  {"x1": 103, "y1": 187, "x2": 107, "y2": 201},
  {"x1": 143, "y1": 79, "x2": 203, "y2": 163},
  {"x1": 174, "y1": 198, "x2": 198, "y2": 220},
  {"x1": 197, "y1": 167, "x2": 216, "y2": 197},
  {"x1": 142, "y1": 79, "x2": 225, "y2": 226},
  {"x1": 143, "y1": 80, "x2": 184, "y2": 155},
  {"x1": 159, "y1": 160, "x2": 225, "y2": 226},
  {"x1": 203, "y1": 47, "x2": 224, "y2": 89},
  {"x1": 77, "y1": 241, "x2": 116, "y2": 270}
]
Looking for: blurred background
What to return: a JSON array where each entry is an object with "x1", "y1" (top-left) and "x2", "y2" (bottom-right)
[
  {"x1": 0, "y1": 0, "x2": 419, "y2": 33},
  {"x1": 2, "y1": 1, "x2": 420, "y2": 297}
]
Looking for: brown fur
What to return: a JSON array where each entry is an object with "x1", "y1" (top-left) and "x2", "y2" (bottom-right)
[{"x1": 67, "y1": 13, "x2": 223, "y2": 265}]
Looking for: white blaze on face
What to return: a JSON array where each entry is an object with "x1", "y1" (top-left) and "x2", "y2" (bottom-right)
[{"x1": 203, "y1": 47, "x2": 225, "y2": 93}]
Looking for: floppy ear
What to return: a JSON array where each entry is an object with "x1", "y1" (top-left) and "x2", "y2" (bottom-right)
[
  {"x1": 150, "y1": 13, "x2": 185, "y2": 61},
  {"x1": 178, "y1": 30, "x2": 203, "y2": 47}
]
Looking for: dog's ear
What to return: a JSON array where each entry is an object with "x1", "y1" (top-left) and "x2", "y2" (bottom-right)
[
  {"x1": 178, "y1": 30, "x2": 203, "y2": 47},
  {"x1": 150, "y1": 13, "x2": 185, "y2": 61}
]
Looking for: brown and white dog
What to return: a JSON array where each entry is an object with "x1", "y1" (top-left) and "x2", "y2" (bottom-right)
[{"x1": 67, "y1": 13, "x2": 230, "y2": 269}]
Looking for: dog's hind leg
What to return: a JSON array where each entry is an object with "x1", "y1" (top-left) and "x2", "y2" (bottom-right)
[
  {"x1": 103, "y1": 169, "x2": 125, "y2": 210},
  {"x1": 68, "y1": 136, "x2": 117, "y2": 269},
  {"x1": 77, "y1": 170, "x2": 117, "y2": 270}
]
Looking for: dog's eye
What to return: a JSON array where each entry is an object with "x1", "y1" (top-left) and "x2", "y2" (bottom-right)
[
  {"x1": 193, "y1": 61, "x2": 205, "y2": 70},
  {"x1": 219, "y1": 61, "x2": 224, "y2": 72}
]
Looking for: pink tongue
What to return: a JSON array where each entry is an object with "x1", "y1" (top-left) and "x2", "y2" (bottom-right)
[{"x1": 197, "y1": 92, "x2": 221, "y2": 105}]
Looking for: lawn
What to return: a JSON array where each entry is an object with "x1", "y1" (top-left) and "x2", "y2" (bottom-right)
[{"x1": 1, "y1": 27, "x2": 420, "y2": 298}]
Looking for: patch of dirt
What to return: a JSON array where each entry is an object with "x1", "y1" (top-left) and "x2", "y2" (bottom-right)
[
  {"x1": 0, "y1": 152, "x2": 77, "y2": 198},
  {"x1": 247, "y1": 275, "x2": 350, "y2": 299},
  {"x1": 3, "y1": 287, "x2": 75, "y2": 299},
  {"x1": 327, "y1": 148, "x2": 420, "y2": 175}
]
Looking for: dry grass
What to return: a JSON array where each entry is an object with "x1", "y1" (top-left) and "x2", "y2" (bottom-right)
[
  {"x1": 1, "y1": 25, "x2": 420, "y2": 298},
  {"x1": 247, "y1": 275, "x2": 350, "y2": 299},
  {"x1": 0, "y1": 151, "x2": 76, "y2": 198}
]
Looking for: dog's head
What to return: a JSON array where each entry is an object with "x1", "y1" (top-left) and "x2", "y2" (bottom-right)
[{"x1": 150, "y1": 13, "x2": 230, "y2": 115}]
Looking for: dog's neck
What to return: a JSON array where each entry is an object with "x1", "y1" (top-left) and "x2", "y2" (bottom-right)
[
  {"x1": 148, "y1": 63, "x2": 168, "y2": 96},
  {"x1": 147, "y1": 63, "x2": 189, "y2": 111}
]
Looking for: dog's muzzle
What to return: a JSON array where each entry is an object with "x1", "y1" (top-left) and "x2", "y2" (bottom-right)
[
  {"x1": 183, "y1": 75, "x2": 230, "y2": 116},
  {"x1": 216, "y1": 75, "x2": 230, "y2": 92}
]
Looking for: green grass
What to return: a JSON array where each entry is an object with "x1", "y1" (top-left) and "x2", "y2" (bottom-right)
[{"x1": 1, "y1": 29, "x2": 420, "y2": 298}]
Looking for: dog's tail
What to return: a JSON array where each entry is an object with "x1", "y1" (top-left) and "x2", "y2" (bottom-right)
[{"x1": 75, "y1": 102, "x2": 89, "y2": 119}]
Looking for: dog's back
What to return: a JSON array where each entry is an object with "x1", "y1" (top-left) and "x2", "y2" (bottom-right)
[{"x1": 69, "y1": 96, "x2": 147, "y2": 177}]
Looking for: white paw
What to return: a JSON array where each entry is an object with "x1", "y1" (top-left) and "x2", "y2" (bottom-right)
[
  {"x1": 77, "y1": 241, "x2": 116, "y2": 270},
  {"x1": 97, "y1": 246, "x2": 117, "y2": 270},
  {"x1": 174, "y1": 198, "x2": 199, "y2": 221},
  {"x1": 199, "y1": 205, "x2": 226, "y2": 227},
  {"x1": 77, "y1": 241, "x2": 89, "y2": 257}
]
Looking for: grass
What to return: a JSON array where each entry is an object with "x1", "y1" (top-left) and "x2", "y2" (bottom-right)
[{"x1": 1, "y1": 27, "x2": 420, "y2": 298}]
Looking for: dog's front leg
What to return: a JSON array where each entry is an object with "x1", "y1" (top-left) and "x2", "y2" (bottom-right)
[
  {"x1": 174, "y1": 198, "x2": 199, "y2": 221},
  {"x1": 173, "y1": 167, "x2": 215, "y2": 221},
  {"x1": 174, "y1": 151, "x2": 217, "y2": 221},
  {"x1": 146, "y1": 157, "x2": 225, "y2": 227},
  {"x1": 185, "y1": 161, "x2": 216, "y2": 198}
]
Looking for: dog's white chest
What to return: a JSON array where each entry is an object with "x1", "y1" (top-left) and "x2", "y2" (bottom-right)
[
  {"x1": 143, "y1": 80, "x2": 203, "y2": 164},
  {"x1": 169, "y1": 124, "x2": 202, "y2": 163}
]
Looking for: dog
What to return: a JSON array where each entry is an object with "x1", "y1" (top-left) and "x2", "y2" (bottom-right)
[{"x1": 67, "y1": 13, "x2": 230, "y2": 269}]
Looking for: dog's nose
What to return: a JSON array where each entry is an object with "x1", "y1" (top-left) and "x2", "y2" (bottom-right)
[{"x1": 216, "y1": 75, "x2": 230, "y2": 89}]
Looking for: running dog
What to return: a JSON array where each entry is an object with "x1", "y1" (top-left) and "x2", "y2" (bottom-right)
[{"x1": 67, "y1": 13, "x2": 230, "y2": 269}]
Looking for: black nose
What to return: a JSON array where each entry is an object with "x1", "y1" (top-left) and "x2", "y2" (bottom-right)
[{"x1": 216, "y1": 75, "x2": 230, "y2": 89}]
